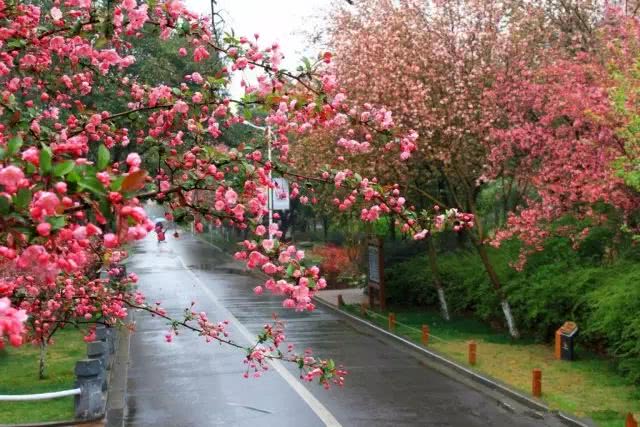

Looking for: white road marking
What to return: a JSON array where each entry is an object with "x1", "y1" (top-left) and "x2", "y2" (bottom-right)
[{"x1": 176, "y1": 255, "x2": 342, "y2": 427}]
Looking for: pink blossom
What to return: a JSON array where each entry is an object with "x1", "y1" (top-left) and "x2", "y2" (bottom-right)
[
  {"x1": 21, "y1": 147, "x2": 39, "y2": 166},
  {"x1": 104, "y1": 233, "x2": 118, "y2": 248},
  {"x1": 282, "y1": 299, "x2": 296, "y2": 309},
  {"x1": 262, "y1": 239, "x2": 274, "y2": 251},
  {"x1": 192, "y1": 92, "x2": 203, "y2": 103},
  {"x1": 50, "y1": 7, "x2": 62, "y2": 20},
  {"x1": 54, "y1": 182, "x2": 67, "y2": 193},
  {"x1": 0, "y1": 166, "x2": 25, "y2": 193},
  {"x1": 262, "y1": 262, "x2": 277, "y2": 275},
  {"x1": 36, "y1": 222, "x2": 51, "y2": 237},
  {"x1": 193, "y1": 46, "x2": 210, "y2": 62},
  {"x1": 126, "y1": 153, "x2": 141, "y2": 170},
  {"x1": 224, "y1": 188, "x2": 238, "y2": 205},
  {"x1": 173, "y1": 100, "x2": 189, "y2": 114},
  {"x1": 0, "y1": 297, "x2": 27, "y2": 349},
  {"x1": 34, "y1": 192, "x2": 60, "y2": 216},
  {"x1": 247, "y1": 251, "x2": 268, "y2": 268}
]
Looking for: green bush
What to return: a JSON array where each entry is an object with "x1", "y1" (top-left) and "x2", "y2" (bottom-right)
[
  {"x1": 586, "y1": 262, "x2": 640, "y2": 383},
  {"x1": 384, "y1": 230, "x2": 640, "y2": 382}
]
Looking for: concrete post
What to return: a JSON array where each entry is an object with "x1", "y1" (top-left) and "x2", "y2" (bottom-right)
[
  {"x1": 95, "y1": 325, "x2": 116, "y2": 362},
  {"x1": 87, "y1": 341, "x2": 108, "y2": 369},
  {"x1": 74, "y1": 359, "x2": 105, "y2": 420}
]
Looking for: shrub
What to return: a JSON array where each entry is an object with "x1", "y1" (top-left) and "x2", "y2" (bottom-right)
[{"x1": 384, "y1": 231, "x2": 640, "y2": 382}]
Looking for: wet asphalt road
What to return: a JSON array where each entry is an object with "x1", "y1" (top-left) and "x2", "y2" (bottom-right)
[{"x1": 123, "y1": 232, "x2": 566, "y2": 427}]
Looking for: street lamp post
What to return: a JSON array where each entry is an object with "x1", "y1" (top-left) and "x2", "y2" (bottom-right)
[{"x1": 240, "y1": 121, "x2": 274, "y2": 239}]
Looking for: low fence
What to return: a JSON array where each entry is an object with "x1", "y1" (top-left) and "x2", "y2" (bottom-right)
[{"x1": 0, "y1": 324, "x2": 119, "y2": 422}]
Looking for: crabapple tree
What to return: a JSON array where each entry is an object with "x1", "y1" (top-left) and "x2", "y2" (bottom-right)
[{"x1": 0, "y1": 0, "x2": 462, "y2": 383}]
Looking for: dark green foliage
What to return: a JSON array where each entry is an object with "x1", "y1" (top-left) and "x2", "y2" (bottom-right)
[
  {"x1": 586, "y1": 263, "x2": 640, "y2": 383},
  {"x1": 384, "y1": 227, "x2": 640, "y2": 382}
]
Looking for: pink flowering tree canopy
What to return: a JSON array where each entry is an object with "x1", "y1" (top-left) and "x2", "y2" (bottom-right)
[{"x1": 0, "y1": 0, "x2": 470, "y2": 384}]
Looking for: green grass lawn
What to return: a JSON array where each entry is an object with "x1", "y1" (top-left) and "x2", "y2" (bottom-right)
[
  {"x1": 344, "y1": 304, "x2": 640, "y2": 427},
  {"x1": 0, "y1": 328, "x2": 85, "y2": 424}
]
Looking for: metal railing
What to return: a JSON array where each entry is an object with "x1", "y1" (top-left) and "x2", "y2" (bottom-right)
[{"x1": 0, "y1": 388, "x2": 81, "y2": 402}]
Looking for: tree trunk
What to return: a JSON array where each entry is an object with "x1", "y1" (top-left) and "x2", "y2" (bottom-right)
[
  {"x1": 427, "y1": 238, "x2": 450, "y2": 320},
  {"x1": 389, "y1": 218, "x2": 396, "y2": 241},
  {"x1": 473, "y1": 239, "x2": 520, "y2": 338},
  {"x1": 501, "y1": 300, "x2": 519, "y2": 338},
  {"x1": 39, "y1": 339, "x2": 47, "y2": 380},
  {"x1": 322, "y1": 216, "x2": 329, "y2": 241}
]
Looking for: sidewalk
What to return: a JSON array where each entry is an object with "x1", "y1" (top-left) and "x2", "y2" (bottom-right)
[{"x1": 315, "y1": 288, "x2": 366, "y2": 307}]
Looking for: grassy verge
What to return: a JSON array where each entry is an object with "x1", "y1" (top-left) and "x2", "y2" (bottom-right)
[
  {"x1": 343, "y1": 304, "x2": 640, "y2": 427},
  {"x1": 0, "y1": 328, "x2": 85, "y2": 424}
]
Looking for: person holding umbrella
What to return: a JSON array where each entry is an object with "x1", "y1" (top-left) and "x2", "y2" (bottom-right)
[{"x1": 155, "y1": 221, "x2": 166, "y2": 243}]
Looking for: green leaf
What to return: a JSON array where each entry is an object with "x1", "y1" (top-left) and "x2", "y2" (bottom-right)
[
  {"x1": 302, "y1": 56, "x2": 312, "y2": 71},
  {"x1": 7, "y1": 38, "x2": 27, "y2": 49},
  {"x1": 327, "y1": 359, "x2": 335, "y2": 370},
  {"x1": 94, "y1": 36, "x2": 109, "y2": 49},
  {"x1": 13, "y1": 188, "x2": 31, "y2": 210},
  {"x1": 46, "y1": 215, "x2": 66, "y2": 231},
  {"x1": 79, "y1": 176, "x2": 106, "y2": 196},
  {"x1": 53, "y1": 160, "x2": 75, "y2": 177},
  {"x1": 7, "y1": 135, "x2": 22, "y2": 157},
  {"x1": 110, "y1": 176, "x2": 125, "y2": 191},
  {"x1": 66, "y1": 169, "x2": 81, "y2": 184},
  {"x1": 39, "y1": 146, "x2": 52, "y2": 174},
  {"x1": 99, "y1": 198, "x2": 111, "y2": 218},
  {"x1": 96, "y1": 144, "x2": 110, "y2": 170},
  {"x1": 0, "y1": 196, "x2": 9, "y2": 215}
]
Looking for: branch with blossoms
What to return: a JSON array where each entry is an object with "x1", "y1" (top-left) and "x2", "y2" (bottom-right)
[
  {"x1": 124, "y1": 299, "x2": 346, "y2": 387},
  {"x1": 0, "y1": 0, "x2": 465, "y2": 385}
]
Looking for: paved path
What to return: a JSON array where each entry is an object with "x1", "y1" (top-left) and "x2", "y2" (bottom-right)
[
  {"x1": 316, "y1": 288, "x2": 366, "y2": 307},
  {"x1": 122, "y1": 232, "x2": 566, "y2": 427}
]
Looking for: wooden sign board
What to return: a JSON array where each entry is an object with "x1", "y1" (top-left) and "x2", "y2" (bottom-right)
[
  {"x1": 368, "y1": 237, "x2": 385, "y2": 310},
  {"x1": 368, "y1": 245, "x2": 380, "y2": 283}
]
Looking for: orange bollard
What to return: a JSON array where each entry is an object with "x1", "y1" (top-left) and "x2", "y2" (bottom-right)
[
  {"x1": 388, "y1": 312, "x2": 396, "y2": 331},
  {"x1": 468, "y1": 341, "x2": 477, "y2": 366},
  {"x1": 360, "y1": 303, "x2": 366, "y2": 316},
  {"x1": 532, "y1": 369, "x2": 542, "y2": 398},
  {"x1": 555, "y1": 330, "x2": 562, "y2": 360},
  {"x1": 337, "y1": 294, "x2": 345, "y2": 308},
  {"x1": 421, "y1": 325, "x2": 430, "y2": 345},
  {"x1": 627, "y1": 413, "x2": 638, "y2": 427}
]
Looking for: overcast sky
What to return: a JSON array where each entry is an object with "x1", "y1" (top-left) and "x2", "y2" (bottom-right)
[{"x1": 184, "y1": 0, "x2": 334, "y2": 97}]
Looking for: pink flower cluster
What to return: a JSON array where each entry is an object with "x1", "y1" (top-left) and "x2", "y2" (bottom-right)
[{"x1": 0, "y1": 297, "x2": 27, "y2": 349}]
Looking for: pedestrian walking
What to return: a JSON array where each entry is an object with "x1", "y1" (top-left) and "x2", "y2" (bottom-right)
[{"x1": 155, "y1": 222, "x2": 166, "y2": 243}]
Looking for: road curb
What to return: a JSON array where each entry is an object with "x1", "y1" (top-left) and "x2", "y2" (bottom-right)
[{"x1": 313, "y1": 296, "x2": 594, "y2": 427}]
